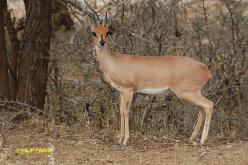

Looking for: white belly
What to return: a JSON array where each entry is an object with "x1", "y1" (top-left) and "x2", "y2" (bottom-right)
[
  {"x1": 137, "y1": 87, "x2": 171, "y2": 95},
  {"x1": 104, "y1": 74, "x2": 170, "y2": 95}
]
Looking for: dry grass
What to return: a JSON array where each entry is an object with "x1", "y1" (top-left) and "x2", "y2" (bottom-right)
[{"x1": 1, "y1": 120, "x2": 248, "y2": 164}]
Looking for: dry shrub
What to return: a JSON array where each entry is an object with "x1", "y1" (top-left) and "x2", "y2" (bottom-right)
[{"x1": 45, "y1": 0, "x2": 248, "y2": 141}]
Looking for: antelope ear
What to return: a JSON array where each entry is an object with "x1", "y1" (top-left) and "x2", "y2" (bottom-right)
[
  {"x1": 88, "y1": 25, "x2": 97, "y2": 37},
  {"x1": 107, "y1": 24, "x2": 113, "y2": 31},
  {"x1": 90, "y1": 23, "x2": 98, "y2": 32},
  {"x1": 87, "y1": 25, "x2": 91, "y2": 31},
  {"x1": 106, "y1": 24, "x2": 113, "y2": 36},
  {"x1": 106, "y1": 30, "x2": 113, "y2": 36}
]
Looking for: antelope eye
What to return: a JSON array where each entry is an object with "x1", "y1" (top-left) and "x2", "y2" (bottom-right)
[
  {"x1": 92, "y1": 32, "x2": 97, "y2": 37},
  {"x1": 106, "y1": 31, "x2": 113, "y2": 36}
]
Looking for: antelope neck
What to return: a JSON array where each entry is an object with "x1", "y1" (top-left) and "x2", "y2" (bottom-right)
[{"x1": 95, "y1": 44, "x2": 112, "y2": 62}]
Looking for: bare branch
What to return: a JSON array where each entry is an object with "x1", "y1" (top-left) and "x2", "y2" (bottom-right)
[
  {"x1": 83, "y1": 0, "x2": 100, "y2": 22},
  {"x1": 130, "y1": 32, "x2": 155, "y2": 44},
  {"x1": 59, "y1": 0, "x2": 99, "y2": 22}
]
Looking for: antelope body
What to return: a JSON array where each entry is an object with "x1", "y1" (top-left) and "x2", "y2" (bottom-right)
[{"x1": 91, "y1": 22, "x2": 213, "y2": 146}]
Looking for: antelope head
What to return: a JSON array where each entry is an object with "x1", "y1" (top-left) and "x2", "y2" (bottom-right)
[{"x1": 91, "y1": 13, "x2": 113, "y2": 49}]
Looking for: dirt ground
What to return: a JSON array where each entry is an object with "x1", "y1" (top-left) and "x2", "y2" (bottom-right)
[{"x1": 1, "y1": 125, "x2": 248, "y2": 165}]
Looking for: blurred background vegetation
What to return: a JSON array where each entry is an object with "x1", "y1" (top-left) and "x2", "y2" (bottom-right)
[{"x1": 1, "y1": 0, "x2": 248, "y2": 142}]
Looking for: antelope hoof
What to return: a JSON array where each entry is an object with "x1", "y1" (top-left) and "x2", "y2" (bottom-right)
[
  {"x1": 189, "y1": 139, "x2": 199, "y2": 146},
  {"x1": 122, "y1": 138, "x2": 128, "y2": 146},
  {"x1": 200, "y1": 139, "x2": 206, "y2": 147},
  {"x1": 200, "y1": 142, "x2": 205, "y2": 147},
  {"x1": 118, "y1": 137, "x2": 123, "y2": 145}
]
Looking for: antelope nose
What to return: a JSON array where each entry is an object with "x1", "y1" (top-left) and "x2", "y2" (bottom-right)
[{"x1": 100, "y1": 40, "x2": 105, "y2": 46}]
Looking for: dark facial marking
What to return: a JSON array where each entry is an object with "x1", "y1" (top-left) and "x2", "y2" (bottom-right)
[
  {"x1": 100, "y1": 35, "x2": 105, "y2": 46},
  {"x1": 92, "y1": 32, "x2": 97, "y2": 37},
  {"x1": 106, "y1": 30, "x2": 113, "y2": 36}
]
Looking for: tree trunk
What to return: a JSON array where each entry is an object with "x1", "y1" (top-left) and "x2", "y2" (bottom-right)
[
  {"x1": 0, "y1": 0, "x2": 10, "y2": 100},
  {"x1": 16, "y1": 0, "x2": 52, "y2": 109},
  {"x1": 5, "y1": 7, "x2": 20, "y2": 100}
]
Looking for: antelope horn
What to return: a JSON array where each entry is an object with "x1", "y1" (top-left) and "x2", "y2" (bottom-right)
[{"x1": 105, "y1": 12, "x2": 108, "y2": 25}]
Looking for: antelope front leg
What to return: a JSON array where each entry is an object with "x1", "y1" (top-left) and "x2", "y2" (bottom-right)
[
  {"x1": 118, "y1": 93, "x2": 125, "y2": 144},
  {"x1": 122, "y1": 89, "x2": 133, "y2": 146}
]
